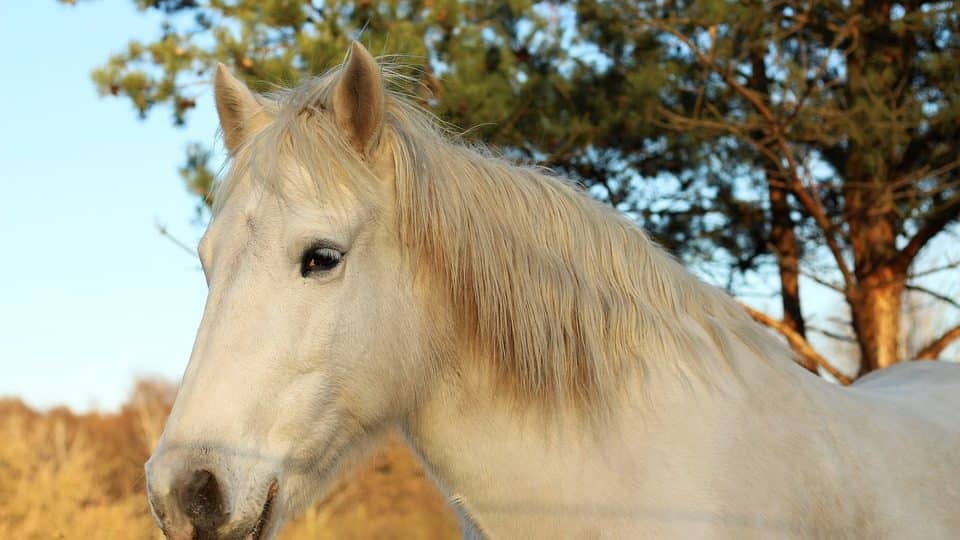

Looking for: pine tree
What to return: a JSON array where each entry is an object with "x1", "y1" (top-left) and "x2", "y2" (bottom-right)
[{"x1": 73, "y1": 0, "x2": 960, "y2": 378}]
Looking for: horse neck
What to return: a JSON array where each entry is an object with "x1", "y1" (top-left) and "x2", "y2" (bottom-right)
[
  {"x1": 392, "y1": 138, "x2": 846, "y2": 534},
  {"x1": 401, "y1": 331, "x2": 838, "y2": 537}
]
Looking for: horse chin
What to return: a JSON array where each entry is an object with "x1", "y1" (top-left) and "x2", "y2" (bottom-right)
[
  {"x1": 243, "y1": 480, "x2": 279, "y2": 540},
  {"x1": 249, "y1": 419, "x2": 377, "y2": 535}
]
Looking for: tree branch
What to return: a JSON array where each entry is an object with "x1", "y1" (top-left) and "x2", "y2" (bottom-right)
[
  {"x1": 155, "y1": 221, "x2": 198, "y2": 257},
  {"x1": 808, "y1": 325, "x2": 857, "y2": 343},
  {"x1": 800, "y1": 268, "x2": 845, "y2": 293},
  {"x1": 908, "y1": 258, "x2": 960, "y2": 280},
  {"x1": 740, "y1": 303, "x2": 853, "y2": 385},
  {"x1": 906, "y1": 284, "x2": 960, "y2": 312},
  {"x1": 915, "y1": 325, "x2": 960, "y2": 360},
  {"x1": 899, "y1": 200, "x2": 960, "y2": 271}
]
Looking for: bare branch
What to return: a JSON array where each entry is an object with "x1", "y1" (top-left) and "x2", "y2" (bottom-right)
[
  {"x1": 808, "y1": 325, "x2": 857, "y2": 343},
  {"x1": 906, "y1": 284, "x2": 960, "y2": 312},
  {"x1": 792, "y1": 164, "x2": 855, "y2": 296},
  {"x1": 908, "y1": 258, "x2": 960, "y2": 280},
  {"x1": 915, "y1": 325, "x2": 960, "y2": 360},
  {"x1": 827, "y1": 315, "x2": 852, "y2": 327},
  {"x1": 740, "y1": 303, "x2": 853, "y2": 385},
  {"x1": 155, "y1": 221, "x2": 198, "y2": 258},
  {"x1": 886, "y1": 159, "x2": 960, "y2": 195},
  {"x1": 899, "y1": 199, "x2": 960, "y2": 270},
  {"x1": 800, "y1": 268, "x2": 845, "y2": 293}
]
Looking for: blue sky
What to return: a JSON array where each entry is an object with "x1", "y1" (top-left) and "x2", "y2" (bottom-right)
[
  {"x1": 1, "y1": 2, "x2": 956, "y2": 412},
  {"x1": 0, "y1": 1, "x2": 219, "y2": 411}
]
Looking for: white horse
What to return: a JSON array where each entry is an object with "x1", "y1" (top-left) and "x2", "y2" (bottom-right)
[{"x1": 145, "y1": 42, "x2": 960, "y2": 539}]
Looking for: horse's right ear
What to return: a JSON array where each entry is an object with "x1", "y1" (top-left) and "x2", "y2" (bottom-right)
[{"x1": 214, "y1": 64, "x2": 265, "y2": 153}]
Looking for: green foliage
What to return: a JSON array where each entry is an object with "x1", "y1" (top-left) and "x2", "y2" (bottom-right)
[{"x1": 179, "y1": 142, "x2": 214, "y2": 219}]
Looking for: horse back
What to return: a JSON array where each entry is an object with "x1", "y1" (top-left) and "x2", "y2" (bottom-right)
[
  {"x1": 852, "y1": 360, "x2": 960, "y2": 426},
  {"x1": 840, "y1": 361, "x2": 960, "y2": 537}
]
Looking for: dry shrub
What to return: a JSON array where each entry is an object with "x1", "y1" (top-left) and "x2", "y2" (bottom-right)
[
  {"x1": 0, "y1": 381, "x2": 459, "y2": 539},
  {"x1": 0, "y1": 400, "x2": 160, "y2": 539}
]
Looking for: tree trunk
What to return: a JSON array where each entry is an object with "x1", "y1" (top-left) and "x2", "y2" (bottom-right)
[
  {"x1": 849, "y1": 270, "x2": 905, "y2": 375},
  {"x1": 768, "y1": 180, "x2": 815, "y2": 372},
  {"x1": 844, "y1": 176, "x2": 904, "y2": 375},
  {"x1": 840, "y1": 2, "x2": 912, "y2": 377},
  {"x1": 769, "y1": 184, "x2": 805, "y2": 337}
]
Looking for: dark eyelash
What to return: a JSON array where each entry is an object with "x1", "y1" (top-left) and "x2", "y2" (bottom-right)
[{"x1": 300, "y1": 241, "x2": 346, "y2": 277}]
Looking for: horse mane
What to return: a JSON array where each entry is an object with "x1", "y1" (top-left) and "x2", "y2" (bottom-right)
[{"x1": 214, "y1": 60, "x2": 793, "y2": 418}]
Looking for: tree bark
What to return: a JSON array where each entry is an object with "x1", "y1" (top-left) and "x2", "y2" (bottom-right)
[
  {"x1": 844, "y1": 180, "x2": 904, "y2": 375},
  {"x1": 844, "y1": 181, "x2": 904, "y2": 375},
  {"x1": 849, "y1": 269, "x2": 905, "y2": 374},
  {"x1": 768, "y1": 182, "x2": 810, "y2": 350},
  {"x1": 767, "y1": 180, "x2": 817, "y2": 373},
  {"x1": 840, "y1": 1, "x2": 913, "y2": 377}
]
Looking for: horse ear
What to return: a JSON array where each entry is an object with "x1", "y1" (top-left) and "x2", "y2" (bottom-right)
[
  {"x1": 331, "y1": 42, "x2": 385, "y2": 158},
  {"x1": 214, "y1": 64, "x2": 264, "y2": 153}
]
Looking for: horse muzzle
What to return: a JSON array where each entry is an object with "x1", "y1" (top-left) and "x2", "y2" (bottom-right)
[{"x1": 146, "y1": 450, "x2": 280, "y2": 540}]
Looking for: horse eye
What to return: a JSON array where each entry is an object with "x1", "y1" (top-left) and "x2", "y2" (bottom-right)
[{"x1": 301, "y1": 246, "x2": 343, "y2": 277}]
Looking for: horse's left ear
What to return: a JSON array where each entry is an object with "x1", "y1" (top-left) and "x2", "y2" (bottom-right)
[{"x1": 332, "y1": 42, "x2": 385, "y2": 158}]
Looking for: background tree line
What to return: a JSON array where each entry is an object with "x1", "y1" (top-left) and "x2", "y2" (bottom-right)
[{"x1": 72, "y1": 0, "x2": 960, "y2": 381}]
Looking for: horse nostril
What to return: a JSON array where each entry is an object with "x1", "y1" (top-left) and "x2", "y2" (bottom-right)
[{"x1": 177, "y1": 469, "x2": 228, "y2": 533}]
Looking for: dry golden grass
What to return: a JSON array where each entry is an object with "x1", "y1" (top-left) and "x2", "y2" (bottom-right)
[{"x1": 0, "y1": 380, "x2": 459, "y2": 539}]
